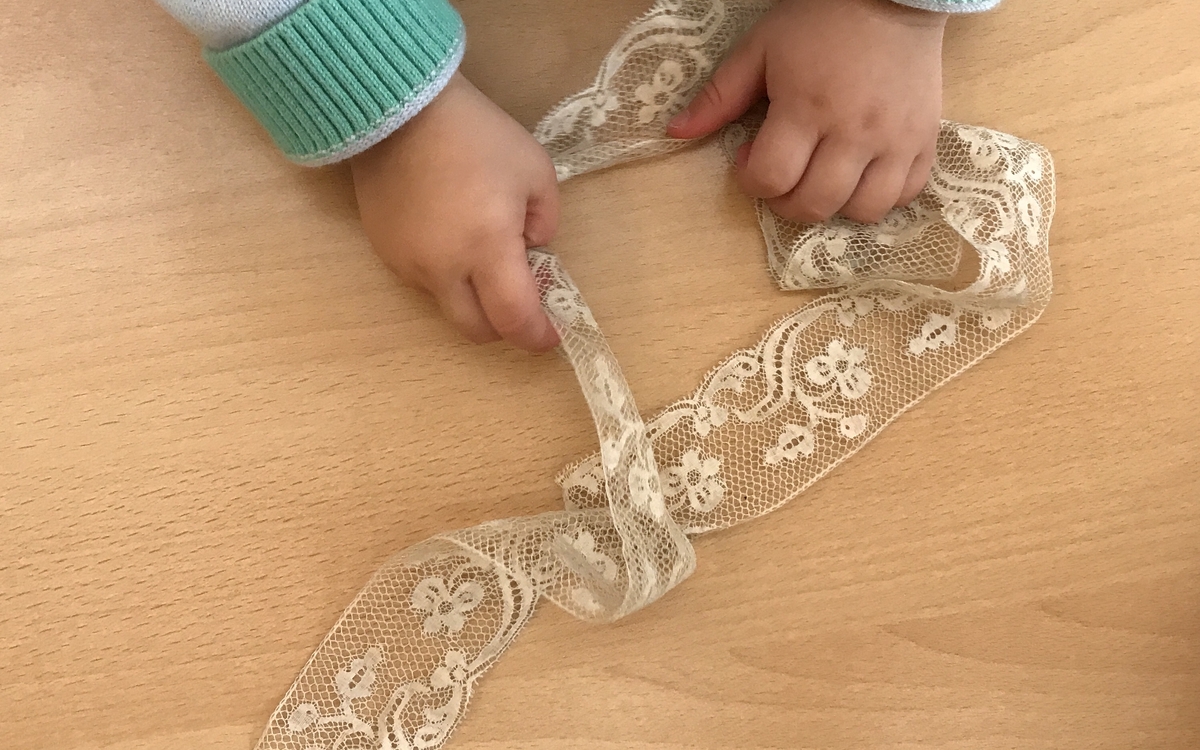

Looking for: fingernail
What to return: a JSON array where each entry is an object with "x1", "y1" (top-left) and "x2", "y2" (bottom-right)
[
  {"x1": 736, "y1": 142, "x2": 751, "y2": 169},
  {"x1": 667, "y1": 107, "x2": 691, "y2": 132}
]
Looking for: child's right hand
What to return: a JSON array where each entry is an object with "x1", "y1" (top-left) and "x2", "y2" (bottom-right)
[{"x1": 351, "y1": 74, "x2": 561, "y2": 353}]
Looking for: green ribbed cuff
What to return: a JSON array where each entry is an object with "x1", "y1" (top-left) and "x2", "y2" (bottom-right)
[{"x1": 204, "y1": 0, "x2": 465, "y2": 165}]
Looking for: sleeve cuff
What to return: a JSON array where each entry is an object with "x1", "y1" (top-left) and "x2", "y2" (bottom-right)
[
  {"x1": 890, "y1": 0, "x2": 1002, "y2": 12},
  {"x1": 203, "y1": 0, "x2": 465, "y2": 166}
]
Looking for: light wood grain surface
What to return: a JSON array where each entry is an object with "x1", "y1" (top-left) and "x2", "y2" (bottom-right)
[{"x1": 2, "y1": 1, "x2": 1197, "y2": 748}]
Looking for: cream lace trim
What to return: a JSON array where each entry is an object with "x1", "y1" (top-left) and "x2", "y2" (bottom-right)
[{"x1": 255, "y1": 2, "x2": 1055, "y2": 748}]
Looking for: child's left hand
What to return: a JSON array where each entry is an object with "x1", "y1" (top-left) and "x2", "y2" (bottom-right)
[{"x1": 667, "y1": 0, "x2": 947, "y2": 225}]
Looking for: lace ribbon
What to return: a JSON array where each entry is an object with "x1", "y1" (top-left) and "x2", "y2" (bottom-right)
[{"x1": 255, "y1": 2, "x2": 1055, "y2": 748}]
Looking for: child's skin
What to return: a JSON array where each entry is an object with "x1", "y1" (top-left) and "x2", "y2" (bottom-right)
[{"x1": 351, "y1": 0, "x2": 947, "y2": 353}]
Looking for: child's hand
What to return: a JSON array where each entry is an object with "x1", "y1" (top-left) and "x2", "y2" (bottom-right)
[
  {"x1": 667, "y1": 0, "x2": 946, "y2": 225},
  {"x1": 351, "y1": 74, "x2": 561, "y2": 353}
]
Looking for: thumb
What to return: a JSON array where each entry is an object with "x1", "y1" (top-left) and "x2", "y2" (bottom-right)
[{"x1": 667, "y1": 40, "x2": 765, "y2": 140}]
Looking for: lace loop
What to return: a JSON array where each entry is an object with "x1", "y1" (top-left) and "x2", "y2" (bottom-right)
[{"x1": 255, "y1": 3, "x2": 1054, "y2": 749}]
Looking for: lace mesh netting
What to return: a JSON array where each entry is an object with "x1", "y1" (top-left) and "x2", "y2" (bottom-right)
[{"x1": 255, "y1": 1, "x2": 1056, "y2": 748}]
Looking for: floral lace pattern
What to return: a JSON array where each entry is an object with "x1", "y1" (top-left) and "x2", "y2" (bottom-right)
[
  {"x1": 535, "y1": 0, "x2": 771, "y2": 181},
  {"x1": 255, "y1": 2, "x2": 1055, "y2": 749}
]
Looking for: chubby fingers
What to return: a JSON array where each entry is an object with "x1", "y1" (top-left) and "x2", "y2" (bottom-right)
[
  {"x1": 426, "y1": 247, "x2": 559, "y2": 353},
  {"x1": 470, "y1": 241, "x2": 560, "y2": 353},
  {"x1": 737, "y1": 108, "x2": 819, "y2": 200},
  {"x1": 743, "y1": 112, "x2": 937, "y2": 224},
  {"x1": 759, "y1": 134, "x2": 870, "y2": 223},
  {"x1": 667, "y1": 37, "x2": 765, "y2": 140},
  {"x1": 438, "y1": 159, "x2": 561, "y2": 353},
  {"x1": 898, "y1": 149, "x2": 936, "y2": 207},
  {"x1": 435, "y1": 279, "x2": 501, "y2": 345},
  {"x1": 837, "y1": 155, "x2": 911, "y2": 224}
]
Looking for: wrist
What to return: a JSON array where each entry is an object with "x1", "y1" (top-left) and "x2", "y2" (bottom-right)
[
  {"x1": 353, "y1": 74, "x2": 469, "y2": 168},
  {"x1": 414, "y1": 73, "x2": 474, "y2": 123}
]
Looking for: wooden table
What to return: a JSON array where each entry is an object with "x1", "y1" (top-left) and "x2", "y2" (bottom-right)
[{"x1": 2, "y1": 1, "x2": 1197, "y2": 748}]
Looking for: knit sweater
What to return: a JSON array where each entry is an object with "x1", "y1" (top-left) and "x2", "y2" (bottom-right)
[{"x1": 158, "y1": 0, "x2": 1000, "y2": 166}]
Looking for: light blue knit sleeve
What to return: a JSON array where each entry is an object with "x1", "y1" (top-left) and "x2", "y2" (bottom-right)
[
  {"x1": 156, "y1": 0, "x2": 466, "y2": 165},
  {"x1": 891, "y1": 0, "x2": 1002, "y2": 12},
  {"x1": 158, "y1": 0, "x2": 309, "y2": 49}
]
